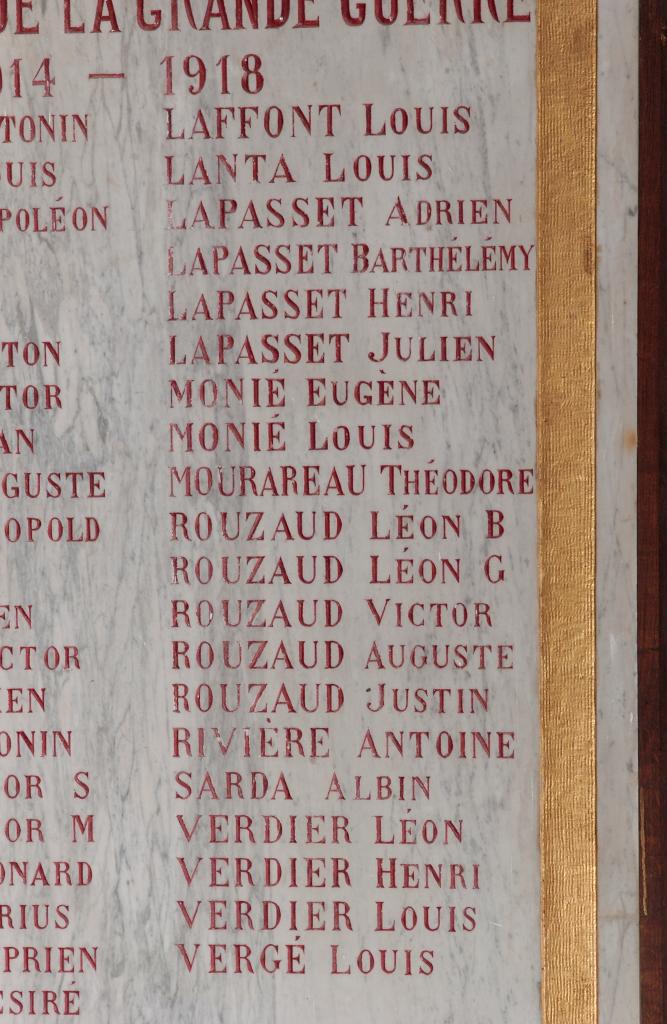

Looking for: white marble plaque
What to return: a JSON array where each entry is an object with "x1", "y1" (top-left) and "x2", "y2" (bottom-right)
[{"x1": 0, "y1": 2, "x2": 638, "y2": 1022}]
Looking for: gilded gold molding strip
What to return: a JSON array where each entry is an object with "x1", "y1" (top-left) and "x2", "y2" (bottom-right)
[{"x1": 537, "y1": 2, "x2": 597, "y2": 1023}]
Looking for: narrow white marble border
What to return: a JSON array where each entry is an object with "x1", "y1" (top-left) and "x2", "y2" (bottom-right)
[{"x1": 597, "y1": 2, "x2": 640, "y2": 1021}]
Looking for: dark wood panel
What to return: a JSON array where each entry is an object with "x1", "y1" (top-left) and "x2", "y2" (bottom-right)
[{"x1": 638, "y1": 0, "x2": 666, "y2": 1020}]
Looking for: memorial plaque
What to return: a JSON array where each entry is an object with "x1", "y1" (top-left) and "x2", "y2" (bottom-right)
[{"x1": 0, "y1": 2, "x2": 640, "y2": 1022}]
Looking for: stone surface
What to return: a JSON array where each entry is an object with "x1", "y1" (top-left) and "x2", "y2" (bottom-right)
[{"x1": 0, "y1": 4, "x2": 636, "y2": 1022}]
